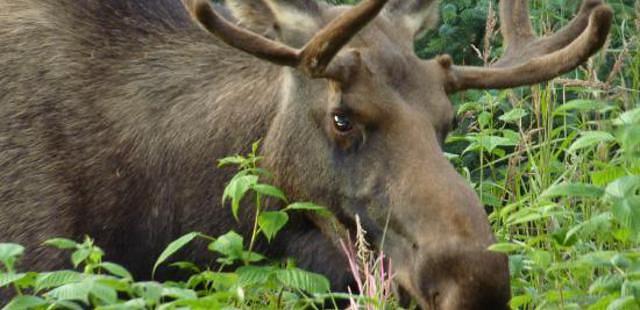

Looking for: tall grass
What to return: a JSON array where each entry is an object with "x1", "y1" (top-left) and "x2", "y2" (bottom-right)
[{"x1": 444, "y1": 1, "x2": 640, "y2": 308}]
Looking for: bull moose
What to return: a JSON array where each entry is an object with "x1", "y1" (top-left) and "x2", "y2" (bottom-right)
[{"x1": 0, "y1": 0, "x2": 612, "y2": 308}]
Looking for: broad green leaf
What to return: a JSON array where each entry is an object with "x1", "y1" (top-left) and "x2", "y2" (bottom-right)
[
  {"x1": 565, "y1": 212, "x2": 613, "y2": 243},
  {"x1": 275, "y1": 268, "x2": 330, "y2": 294},
  {"x1": 622, "y1": 280, "x2": 640, "y2": 300},
  {"x1": 258, "y1": 211, "x2": 289, "y2": 241},
  {"x1": 0, "y1": 273, "x2": 26, "y2": 288},
  {"x1": 0, "y1": 244, "x2": 24, "y2": 272},
  {"x1": 465, "y1": 134, "x2": 517, "y2": 154},
  {"x1": 2, "y1": 296, "x2": 47, "y2": 310},
  {"x1": 499, "y1": 108, "x2": 528, "y2": 123},
  {"x1": 613, "y1": 107, "x2": 640, "y2": 126},
  {"x1": 509, "y1": 294, "x2": 533, "y2": 309},
  {"x1": 152, "y1": 232, "x2": 200, "y2": 277},
  {"x1": 98, "y1": 262, "x2": 133, "y2": 280},
  {"x1": 554, "y1": 99, "x2": 608, "y2": 115},
  {"x1": 488, "y1": 243, "x2": 524, "y2": 253},
  {"x1": 71, "y1": 249, "x2": 90, "y2": 268},
  {"x1": 43, "y1": 238, "x2": 79, "y2": 250},
  {"x1": 96, "y1": 298, "x2": 146, "y2": 310},
  {"x1": 285, "y1": 202, "x2": 330, "y2": 216},
  {"x1": 46, "y1": 282, "x2": 91, "y2": 303},
  {"x1": 36, "y1": 271, "x2": 84, "y2": 291},
  {"x1": 541, "y1": 183, "x2": 605, "y2": 199},
  {"x1": 251, "y1": 184, "x2": 287, "y2": 202},
  {"x1": 208, "y1": 231, "x2": 244, "y2": 260},
  {"x1": 51, "y1": 301, "x2": 83, "y2": 310},
  {"x1": 568, "y1": 131, "x2": 615, "y2": 153},
  {"x1": 0, "y1": 244, "x2": 24, "y2": 262},
  {"x1": 605, "y1": 176, "x2": 640, "y2": 235},
  {"x1": 607, "y1": 296, "x2": 636, "y2": 310},
  {"x1": 217, "y1": 155, "x2": 247, "y2": 168},
  {"x1": 222, "y1": 175, "x2": 258, "y2": 220},
  {"x1": 237, "y1": 265, "x2": 276, "y2": 287},
  {"x1": 169, "y1": 261, "x2": 200, "y2": 273},
  {"x1": 133, "y1": 282, "x2": 163, "y2": 304},
  {"x1": 589, "y1": 275, "x2": 624, "y2": 295},
  {"x1": 162, "y1": 287, "x2": 198, "y2": 300},
  {"x1": 90, "y1": 282, "x2": 118, "y2": 304}
]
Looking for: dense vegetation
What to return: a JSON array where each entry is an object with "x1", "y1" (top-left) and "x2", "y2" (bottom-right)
[{"x1": 1, "y1": 0, "x2": 639, "y2": 309}]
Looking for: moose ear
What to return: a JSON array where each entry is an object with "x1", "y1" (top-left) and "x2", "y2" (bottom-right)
[
  {"x1": 385, "y1": 0, "x2": 440, "y2": 39},
  {"x1": 225, "y1": 0, "x2": 323, "y2": 46}
]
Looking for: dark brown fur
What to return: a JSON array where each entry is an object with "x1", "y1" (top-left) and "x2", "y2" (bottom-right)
[{"x1": 0, "y1": 0, "x2": 351, "y2": 296}]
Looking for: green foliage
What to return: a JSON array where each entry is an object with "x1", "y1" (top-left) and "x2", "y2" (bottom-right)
[
  {"x1": 440, "y1": 1, "x2": 640, "y2": 307},
  {"x1": 1, "y1": 143, "x2": 337, "y2": 309}
]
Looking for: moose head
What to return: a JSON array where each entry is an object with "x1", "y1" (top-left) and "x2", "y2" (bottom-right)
[{"x1": 182, "y1": 0, "x2": 612, "y2": 308}]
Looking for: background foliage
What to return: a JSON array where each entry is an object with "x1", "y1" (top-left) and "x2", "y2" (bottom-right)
[{"x1": 1, "y1": 0, "x2": 639, "y2": 309}]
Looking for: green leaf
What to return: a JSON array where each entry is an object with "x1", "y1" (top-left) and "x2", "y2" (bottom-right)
[
  {"x1": 0, "y1": 272, "x2": 26, "y2": 288},
  {"x1": 90, "y1": 282, "x2": 118, "y2": 304},
  {"x1": 236, "y1": 265, "x2": 276, "y2": 287},
  {"x1": 36, "y1": 271, "x2": 84, "y2": 291},
  {"x1": 607, "y1": 296, "x2": 636, "y2": 310},
  {"x1": 605, "y1": 176, "x2": 640, "y2": 235},
  {"x1": 251, "y1": 184, "x2": 287, "y2": 202},
  {"x1": 258, "y1": 211, "x2": 289, "y2": 241},
  {"x1": 2, "y1": 296, "x2": 47, "y2": 310},
  {"x1": 465, "y1": 134, "x2": 517, "y2": 154},
  {"x1": 499, "y1": 108, "x2": 528, "y2": 123},
  {"x1": 284, "y1": 202, "x2": 330, "y2": 216},
  {"x1": 162, "y1": 287, "x2": 198, "y2": 300},
  {"x1": 208, "y1": 231, "x2": 244, "y2": 261},
  {"x1": 613, "y1": 107, "x2": 640, "y2": 126},
  {"x1": 71, "y1": 249, "x2": 90, "y2": 268},
  {"x1": 589, "y1": 275, "x2": 624, "y2": 295},
  {"x1": 568, "y1": 131, "x2": 615, "y2": 153},
  {"x1": 222, "y1": 175, "x2": 258, "y2": 220},
  {"x1": 152, "y1": 232, "x2": 200, "y2": 277},
  {"x1": 488, "y1": 242, "x2": 524, "y2": 254},
  {"x1": 46, "y1": 282, "x2": 91, "y2": 303},
  {"x1": 43, "y1": 238, "x2": 79, "y2": 250},
  {"x1": 554, "y1": 99, "x2": 608, "y2": 115},
  {"x1": 0, "y1": 244, "x2": 24, "y2": 272},
  {"x1": 132, "y1": 282, "x2": 163, "y2": 304},
  {"x1": 565, "y1": 212, "x2": 613, "y2": 243},
  {"x1": 541, "y1": 183, "x2": 605, "y2": 199},
  {"x1": 95, "y1": 298, "x2": 146, "y2": 310},
  {"x1": 98, "y1": 262, "x2": 133, "y2": 280},
  {"x1": 275, "y1": 268, "x2": 330, "y2": 294},
  {"x1": 217, "y1": 155, "x2": 247, "y2": 168},
  {"x1": 51, "y1": 301, "x2": 84, "y2": 310}
]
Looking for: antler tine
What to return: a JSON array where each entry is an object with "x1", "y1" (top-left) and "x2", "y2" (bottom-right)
[
  {"x1": 495, "y1": 0, "x2": 605, "y2": 68},
  {"x1": 499, "y1": 0, "x2": 536, "y2": 48},
  {"x1": 299, "y1": 0, "x2": 389, "y2": 77},
  {"x1": 183, "y1": 0, "x2": 300, "y2": 67},
  {"x1": 445, "y1": 0, "x2": 613, "y2": 92},
  {"x1": 183, "y1": 0, "x2": 389, "y2": 78}
]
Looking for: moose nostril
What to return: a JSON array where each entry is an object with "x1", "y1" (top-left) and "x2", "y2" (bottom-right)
[
  {"x1": 432, "y1": 291, "x2": 441, "y2": 307},
  {"x1": 412, "y1": 242, "x2": 419, "y2": 250}
]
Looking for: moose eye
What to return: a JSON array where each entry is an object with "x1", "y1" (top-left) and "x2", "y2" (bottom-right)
[{"x1": 333, "y1": 113, "x2": 353, "y2": 132}]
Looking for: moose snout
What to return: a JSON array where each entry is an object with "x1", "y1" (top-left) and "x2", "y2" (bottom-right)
[{"x1": 410, "y1": 247, "x2": 511, "y2": 310}]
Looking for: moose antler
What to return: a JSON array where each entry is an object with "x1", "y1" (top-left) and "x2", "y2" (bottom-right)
[
  {"x1": 182, "y1": 0, "x2": 388, "y2": 78},
  {"x1": 444, "y1": 0, "x2": 613, "y2": 92}
]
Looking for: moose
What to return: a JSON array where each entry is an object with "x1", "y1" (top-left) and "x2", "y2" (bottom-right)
[{"x1": 0, "y1": 0, "x2": 612, "y2": 308}]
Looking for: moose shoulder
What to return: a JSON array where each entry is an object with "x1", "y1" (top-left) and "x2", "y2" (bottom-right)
[{"x1": 0, "y1": 0, "x2": 612, "y2": 308}]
